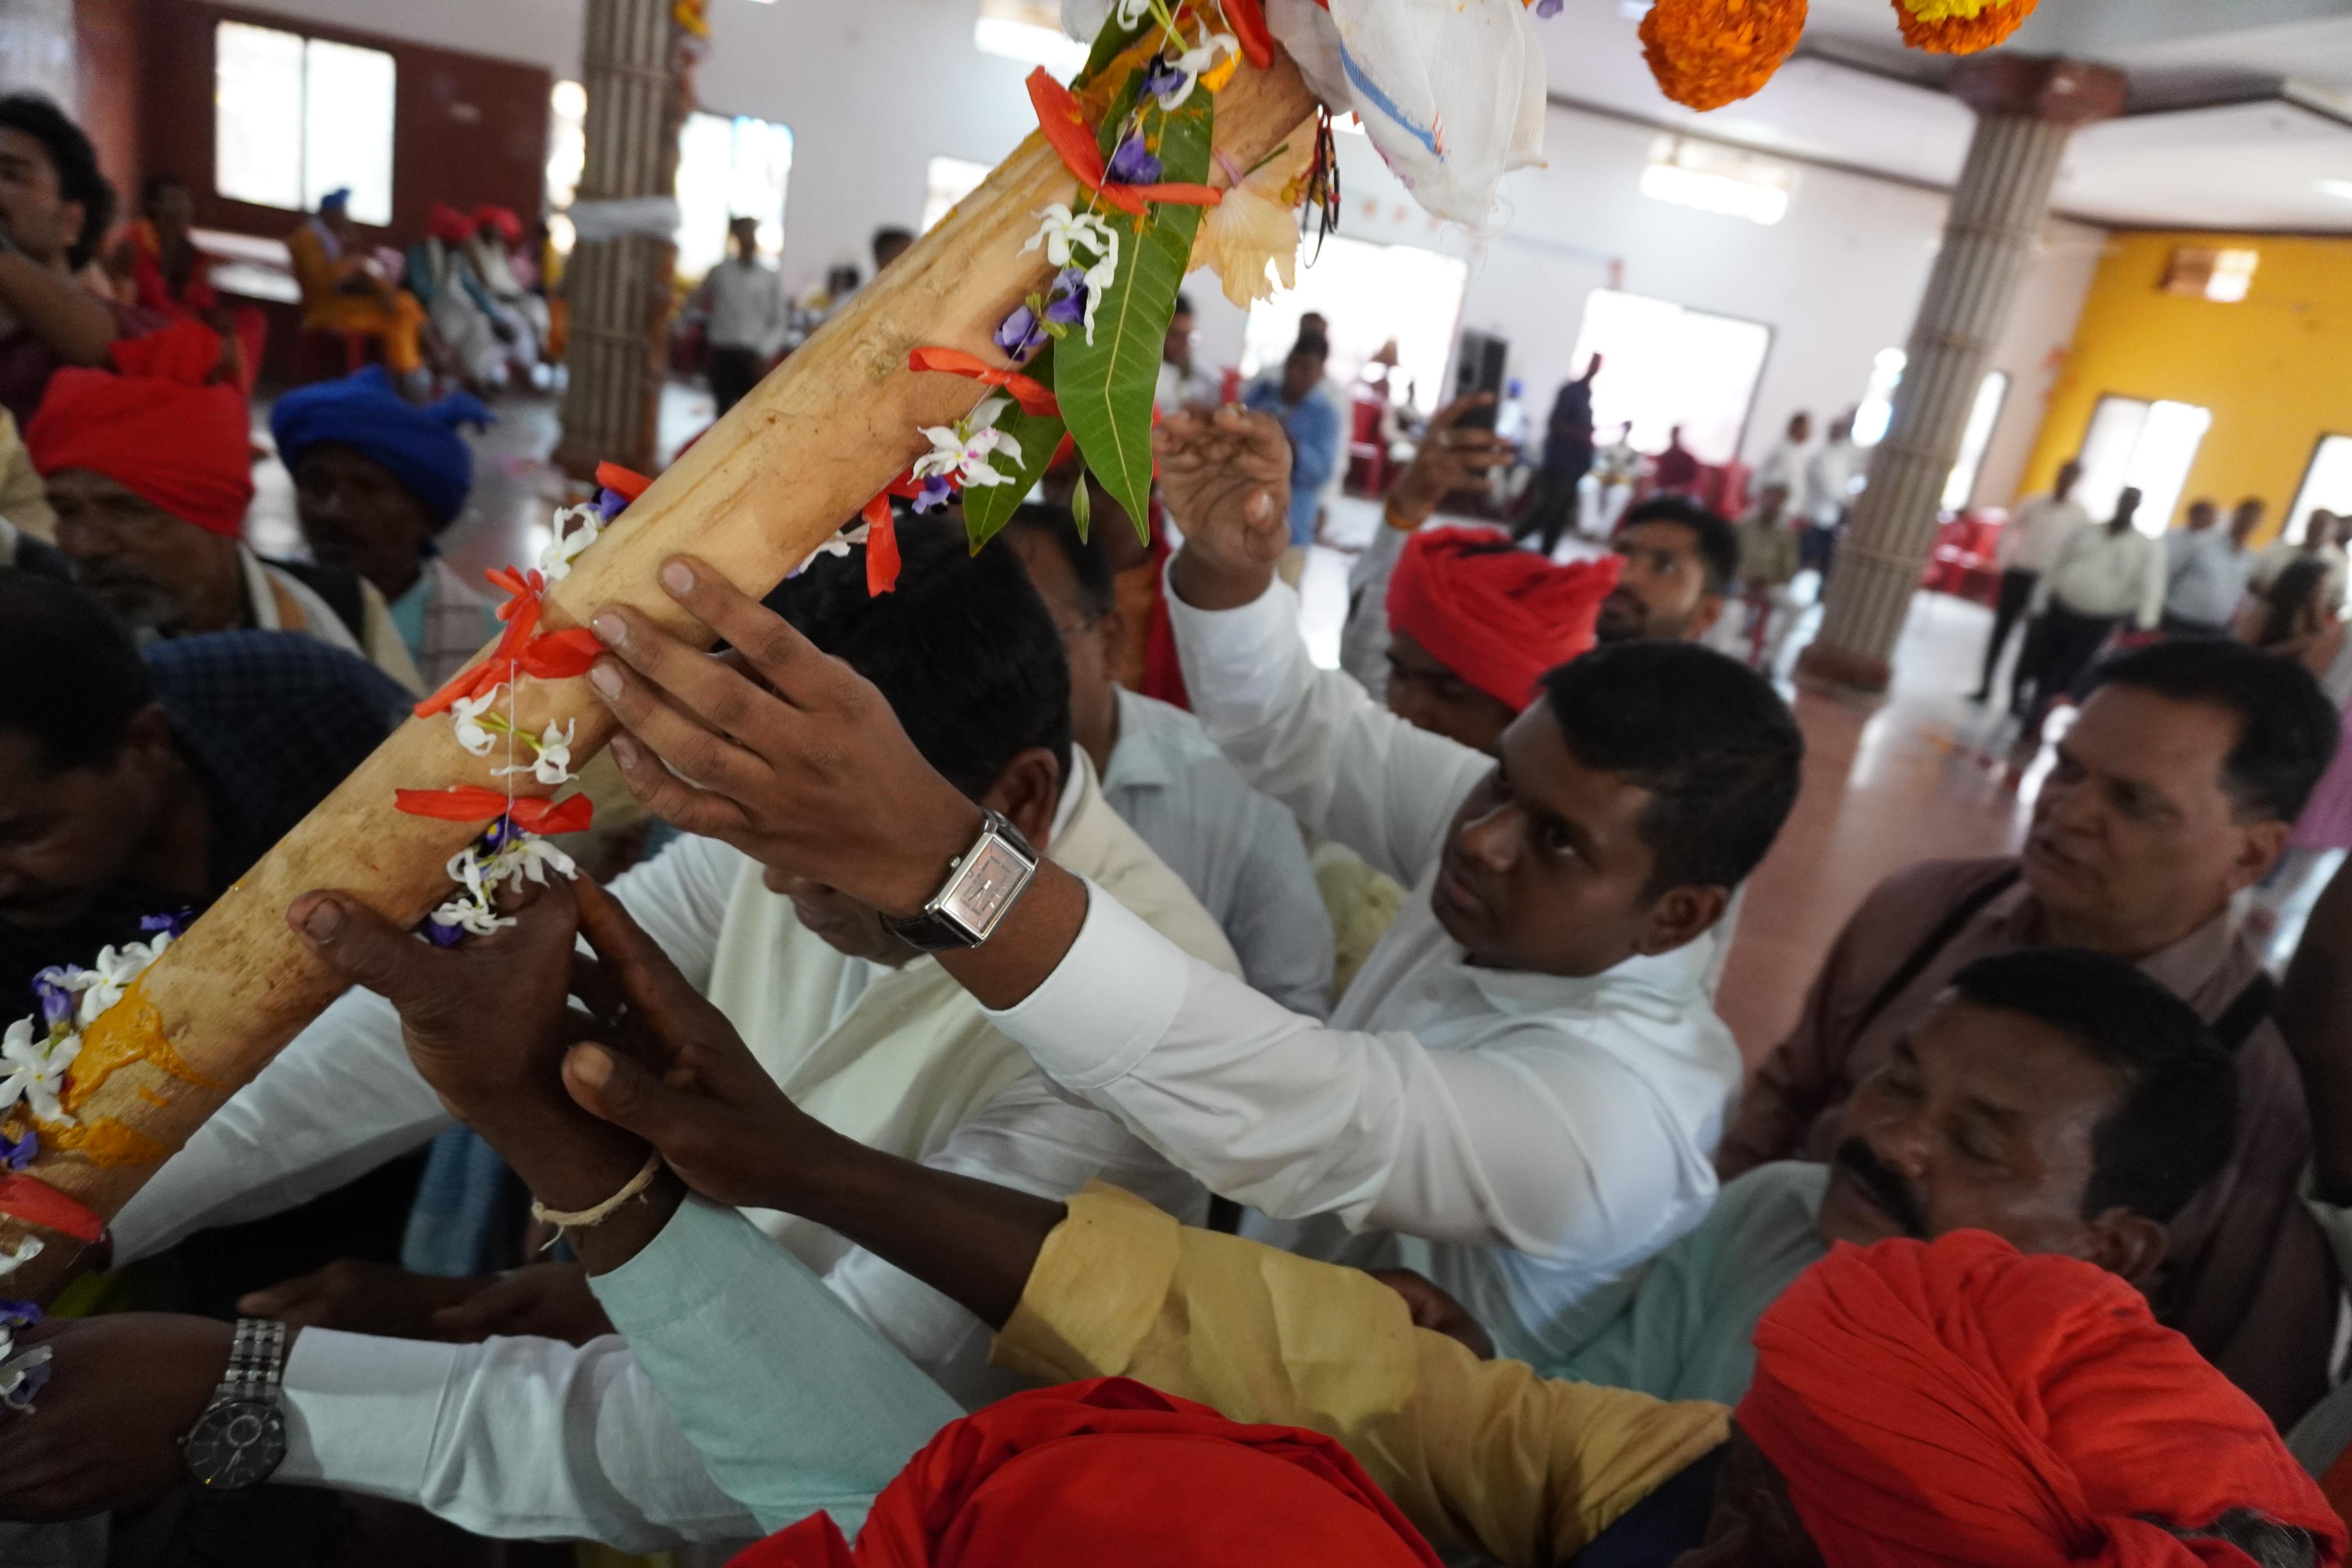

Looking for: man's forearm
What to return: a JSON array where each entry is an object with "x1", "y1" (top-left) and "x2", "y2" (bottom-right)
[
  {"x1": 0, "y1": 254, "x2": 117, "y2": 366},
  {"x1": 1169, "y1": 541, "x2": 1278, "y2": 612}
]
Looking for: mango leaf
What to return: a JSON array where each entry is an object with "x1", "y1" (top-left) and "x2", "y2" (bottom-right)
[
  {"x1": 1057, "y1": 91, "x2": 1210, "y2": 541},
  {"x1": 962, "y1": 343, "x2": 1065, "y2": 553},
  {"x1": 1075, "y1": 10, "x2": 1147, "y2": 88}
]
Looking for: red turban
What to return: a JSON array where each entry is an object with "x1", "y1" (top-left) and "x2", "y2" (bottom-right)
[
  {"x1": 429, "y1": 201, "x2": 477, "y2": 244},
  {"x1": 472, "y1": 203, "x2": 523, "y2": 244},
  {"x1": 1385, "y1": 527, "x2": 1620, "y2": 711},
  {"x1": 27, "y1": 321, "x2": 253, "y2": 538},
  {"x1": 730, "y1": 1378, "x2": 1442, "y2": 1568},
  {"x1": 1740, "y1": 1230, "x2": 2344, "y2": 1568}
]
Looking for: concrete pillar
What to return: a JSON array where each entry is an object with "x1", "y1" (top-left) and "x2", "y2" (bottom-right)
[
  {"x1": 554, "y1": 0, "x2": 684, "y2": 478},
  {"x1": 1798, "y1": 55, "x2": 2126, "y2": 694}
]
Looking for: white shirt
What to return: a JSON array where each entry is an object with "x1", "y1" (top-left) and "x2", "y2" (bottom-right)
[
  {"x1": 699, "y1": 257, "x2": 788, "y2": 355},
  {"x1": 980, "y1": 570, "x2": 1744, "y2": 1367},
  {"x1": 1154, "y1": 358, "x2": 1221, "y2": 415},
  {"x1": 1103, "y1": 687, "x2": 1334, "y2": 1017},
  {"x1": 1338, "y1": 519, "x2": 1412, "y2": 703},
  {"x1": 2033, "y1": 522, "x2": 2167, "y2": 629},
  {"x1": 2254, "y1": 540, "x2": 2350, "y2": 610},
  {"x1": 1754, "y1": 440, "x2": 1806, "y2": 499},
  {"x1": 1997, "y1": 493, "x2": 2091, "y2": 574},
  {"x1": 112, "y1": 758, "x2": 1235, "y2": 1548},
  {"x1": 1801, "y1": 440, "x2": 1864, "y2": 527},
  {"x1": 2164, "y1": 528, "x2": 2254, "y2": 627}
]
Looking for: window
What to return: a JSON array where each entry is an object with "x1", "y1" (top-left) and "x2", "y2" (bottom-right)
[
  {"x1": 214, "y1": 23, "x2": 395, "y2": 226},
  {"x1": 672, "y1": 111, "x2": 794, "y2": 280},
  {"x1": 2160, "y1": 246, "x2": 2259, "y2": 304},
  {"x1": 545, "y1": 80, "x2": 587, "y2": 253},
  {"x1": 1942, "y1": 371, "x2": 2009, "y2": 512},
  {"x1": 923, "y1": 157, "x2": 991, "y2": 234},
  {"x1": 2288, "y1": 435, "x2": 2352, "y2": 543},
  {"x1": 2076, "y1": 395, "x2": 2212, "y2": 535},
  {"x1": 1639, "y1": 138, "x2": 1795, "y2": 227},
  {"x1": 1240, "y1": 234, "x2": 1469, "y2": 417},
  {"x1": 973, "y1": 0, "x2": 1088, "y2": 75},
  {"x1": 1568, "y1": 289, "x2": 1772, "y2": 465}
]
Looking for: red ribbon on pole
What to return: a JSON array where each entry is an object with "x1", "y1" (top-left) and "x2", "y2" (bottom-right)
[
  {"x1": 1222, "y1": 0, "x2": 1276, "y2": 68},
  {"x1": 394, "y1": 787, "x2": 596, "y2": 835},
  {"x1": 1026, "y1": 70, "x2": 1221, "y2": 215},
  {"x1": 861, "y1": 493, "x2": 901, "y2": 596},
  {"x1": 908, "y1": 347, "x2": 1060, "y2": 418},
  {"x1": 594, "y1": 461, "x2": 652, "y2": 502},
  {"x1": 0, "y1": 1173, "x2": 105, "y2": 1244}
]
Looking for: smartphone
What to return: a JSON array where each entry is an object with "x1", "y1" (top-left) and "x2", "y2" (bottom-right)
[{"x1": 1450, "y1": 331, "x2": 1508, "y2": 431}]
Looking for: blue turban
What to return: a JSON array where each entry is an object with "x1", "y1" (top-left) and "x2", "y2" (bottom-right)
[
  {"x1": 270, "y1": 366, "x2": 492, "y2": 528},
  {"x1": 319, "y1": 188, "x2": 351, "y2": 214}
]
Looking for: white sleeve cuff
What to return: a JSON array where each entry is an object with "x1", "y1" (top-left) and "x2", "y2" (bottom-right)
[
  {"x1": 1160, "y1": 561, "x2": 1313, "y2": 739},
  {"x1": 984, "y1": 878, "x2": 1191, "y2": 1095},
  {"x1": 278, "y1": 1327, "x2": 459, "y2": 1498}
]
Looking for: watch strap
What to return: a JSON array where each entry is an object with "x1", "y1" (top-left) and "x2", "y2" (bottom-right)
[{"x1": 214, "y1": 1317, "x2": 286, "y2": 1404}]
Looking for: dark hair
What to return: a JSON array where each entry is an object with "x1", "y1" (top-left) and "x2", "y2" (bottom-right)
[
  {"x1": 1005, "y1": 503, "x2": 1114, "y2": 623},
  {"x1": 1290, "y1": 333, "x2": 1328, "y2": 362},
  {"x1": 764, "y1": 516, "x2": 1070, "y2": 800},
  {"x1": 2090, "y1": 638, "x2": 2340, "y2": 823},
  {"x1": 870, "y1": 225, "x2": 913, "y2": 256},
  {"x1": 1617, "y1": 495, "x2": 1741, "y2": 595},
  {"x1": 0, "y1": 95, "x2": 113, "y2": 269},
  {"x1": 0, "y1": 570, "x2": 153, "y2": 769},
  {"x1": 1173, "y1": 291, "x2": 1195, "y2": 317},
  {"x1": 2160, "y1": 1513, "x2": 2319, "y2": 1568},
  {"x1": 1534, "y1": 641, "x2": 1801, "y2": 894},
  {"x1": 2256, "y1": 557, "x2": 2332, "y2": 650},
  {"x1": 1947, "y1": 948, "x2": 2236, "y2": 1223}
]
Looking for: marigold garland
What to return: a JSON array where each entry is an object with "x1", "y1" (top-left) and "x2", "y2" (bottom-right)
[
  {"x1": 1892, "y1": 0, "x2": 2036, "y2": 54},
  {"x1": 1640, "y1": 0, "x2": 1809, "y2": 112}
]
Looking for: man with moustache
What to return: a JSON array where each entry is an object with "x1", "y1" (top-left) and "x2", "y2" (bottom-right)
[
  {"x1": 1722, "y1": 636, "x2": 2342, "y2": 1426},
  {"x1": 1405, "y1": 948, "x2": 2240, "y2": 1403}
]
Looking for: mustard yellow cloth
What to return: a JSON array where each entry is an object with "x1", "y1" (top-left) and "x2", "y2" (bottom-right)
[{"x1": 995, "y1": 1184, "x2": 1731, "y2": 1566}]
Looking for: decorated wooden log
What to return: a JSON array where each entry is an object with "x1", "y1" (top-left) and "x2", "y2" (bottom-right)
[{"x1": 3, "y1": 34, "x2": 1317, "y2": 1299}]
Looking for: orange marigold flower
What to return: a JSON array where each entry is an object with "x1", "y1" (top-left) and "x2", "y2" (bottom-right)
[
  {"x1": 1641, "y1": 0, "x2": 1809, "y2": 113},
  {"x1": 1892, "y1": 0, "x2": 2036, "y2": 54}
]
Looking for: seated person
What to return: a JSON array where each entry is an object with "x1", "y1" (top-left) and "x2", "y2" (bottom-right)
[
  {"x1": 137, "y1": 875, "x2": 2333, "y2": 1568},
  {"x1": 18, "y1": 520, "x2": 1239, "y2": 1549},
  {"x1": 269, "y1": 365, "x2": 499, "y2": 685},
  {"x1": 576, "y1": 404, "x2": 1808, "y2": 1370},
  {"x1": 1512, "y1": 946, "x2": 2237, "y2": 1402},
  {"x1": 0, "y1": 95, "x2": 161, "y2": 427},
  {"x1": 106, "y1": 173, "x2": 266, "y2": 390},
  {"x1": 1002, "y1": 503, "x2": 1335, "y2": 1017},
  {"x1": 287, "y1": 188, "x2": 425, "y2": 385},
  {"x1": 404, "y1": 202, "x2": 508, "y2": 393},
  {"x1": 1732, "y1": 480, "x2": 1802, "y2": 672},
  {"x1": 1723, "y1": 636, "x2": 2344, "y2": 1426},
  {"x1": 31, "y1": 321, "x2": 425, "y2": 692}
]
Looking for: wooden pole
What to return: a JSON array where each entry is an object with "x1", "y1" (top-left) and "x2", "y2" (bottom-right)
[{"x1": 7, "y1": 47, "x2": 1317, "y2": 1298}]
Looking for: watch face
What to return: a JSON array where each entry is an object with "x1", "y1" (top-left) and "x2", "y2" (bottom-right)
[
  {"x1": 949, "y1": 837, "x2": 1032, "y2": 934},
  {"x1": 183, "y1": 1398, "x2": 288, "y2": 1491}
]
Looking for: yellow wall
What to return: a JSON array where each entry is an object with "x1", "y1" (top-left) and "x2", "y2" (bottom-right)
[{"x1": 2019, "y1": 231, "x2": 2352, "y2": 544}]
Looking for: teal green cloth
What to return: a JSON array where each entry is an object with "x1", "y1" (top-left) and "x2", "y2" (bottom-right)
[
  {"x1": 1542, "y1": 1162, "x2": 1828, "y2": 1405},
  {"x1": 387, "y1": 568, "x2": 432, "y2": 663},
  {"x1": 587, "y1": 1194, "x2": 961, "y2": 1537}
]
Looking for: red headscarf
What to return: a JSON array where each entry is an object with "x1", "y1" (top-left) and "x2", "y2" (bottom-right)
[
  {"x1": 472, "y1": 203, "x2": 524, "y2": 244},
  {"x1": 730, "y1": 1378, "x2": 1442, "y2": 1568},
  {"x1": 1385, "y1": 527, "x2": 1620, "y2": 711},
  {"x1": 26, "y1": 321, "x2": 253, "y2": 538},
  {"x1": 1740, "y1": 1230, "x2": 2345, "y2": 1567},
  {"x1": 429, "y1": 201, "x2": 477, "y2": 245}
]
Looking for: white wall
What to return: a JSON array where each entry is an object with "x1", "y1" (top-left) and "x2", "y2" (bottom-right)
[{"x1": 237, "y1": 0, "x2": 2100, "y2": 500}]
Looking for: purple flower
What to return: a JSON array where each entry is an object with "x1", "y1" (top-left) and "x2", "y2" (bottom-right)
[
  {"x1": 423, "y1": 918, "x2": 468, "y2": 948},
  {"x1": 1107, "y1": 135, "x2": 1161, "y2": 185},
  {"x1": 1535, "y1": 0, "x2": 1562, "y2": 14},
  {"x1": 0, "y1": 1302, "x2": 37, "y2": 1331},
  {"x1": 1142, "y1": 54, "x2": 1187, "y2": 102},
  {"x1": 995, "y1": 302, "x2": 1044, "y2": 361},
  {"x1": 31, "y1": 970, "x2": 74, "y2": 1031},
  {"x1": 480, "y1": 818, "x2": 521, "y2": 855},
  {"x1": 139, "y1": 908, "x2": 193, "y2": 939},
  {"x1": 1045, "y1": 268, "x2": 1089, "y2": 328},
  {"x1": 596, "y1": 487, "x2": 631, "y2": 523},
  {"x1": 0, "y1": 1127, "x2": 34, "y2": 1172},
  {"x1": 911, "y1": 475, "x2": 954, "y2": 514}
]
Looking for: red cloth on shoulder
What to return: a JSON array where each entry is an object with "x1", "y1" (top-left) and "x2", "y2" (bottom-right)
[
  {"x1": 25, "y1": 320, "x2": 252, "y2": 537},
  {"x1": 1385, "y1": 526, "x2": 1619, "y2": 712},
  {"x1": 1740, "y1": 1229, "x2": 2345, "y2": 1568},
  {"x1": 729, "y1": 1378, "x2": 1441, "y2": 1568}
]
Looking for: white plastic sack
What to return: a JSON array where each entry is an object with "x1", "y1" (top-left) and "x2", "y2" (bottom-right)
[{"x1": 1063, "y1": 0, "x2": 1545, "y2": 226}]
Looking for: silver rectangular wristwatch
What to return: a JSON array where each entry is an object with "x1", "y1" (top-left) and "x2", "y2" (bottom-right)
[{"x1": 882, "y1": 809, "x2": 1040, "y2": 951}]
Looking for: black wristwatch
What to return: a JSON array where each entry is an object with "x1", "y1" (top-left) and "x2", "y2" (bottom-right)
[
  {"x1": 881, "y1": 809, "x2": 1040, "y2": 951},
  {"x1": 180, "y1": 1318, "x2": 289, "y2": 1492}
]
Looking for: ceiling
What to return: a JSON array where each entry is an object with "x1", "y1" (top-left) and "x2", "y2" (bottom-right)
[{"x1": 1540, "y1": 0, "x2": 2352, "y2": 232}]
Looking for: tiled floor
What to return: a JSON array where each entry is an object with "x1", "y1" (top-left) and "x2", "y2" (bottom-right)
[{"x1": 251, "y1": 393, "x2": 2045, "y2": 1064}]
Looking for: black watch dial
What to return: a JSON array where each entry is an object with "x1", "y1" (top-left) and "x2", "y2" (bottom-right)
[{"x1": 183, "y1": 1398, "x2": 288, "y2": 1491}]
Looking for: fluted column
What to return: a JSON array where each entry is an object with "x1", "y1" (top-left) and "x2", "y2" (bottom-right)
[
  {"x1": 1798, "y1": 55, "x2": 2126, "y2": 694},
  {"x1": 554, "y1": 0, "x2": 685, "y2": 478}
]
